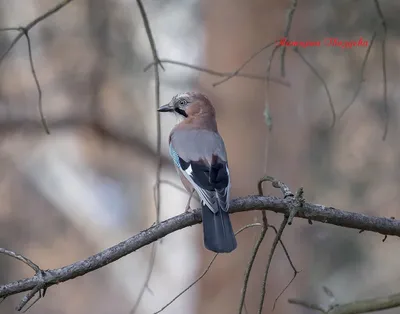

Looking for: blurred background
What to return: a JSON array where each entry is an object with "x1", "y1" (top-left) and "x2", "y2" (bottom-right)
[{"x1": 1, "y1": 0, "x2": 400, "y2": 313}]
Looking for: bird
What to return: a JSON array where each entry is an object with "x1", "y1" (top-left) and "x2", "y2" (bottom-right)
[{"x1": 157, "y1": 92, "x2": 237, "y2": 253}]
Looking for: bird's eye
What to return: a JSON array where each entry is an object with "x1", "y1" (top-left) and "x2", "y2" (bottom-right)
[{"x1": 179, "y1": 99, "x2": 187, "y2": 106}]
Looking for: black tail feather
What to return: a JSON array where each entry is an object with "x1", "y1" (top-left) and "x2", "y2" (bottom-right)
[{"x1": 202, "y1": 205, "x2": 237, "y2": 253}]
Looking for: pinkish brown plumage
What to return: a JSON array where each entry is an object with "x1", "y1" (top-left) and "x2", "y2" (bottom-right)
[{"x1": 158, "y1": 92, "x2": 237, "y2": 253}]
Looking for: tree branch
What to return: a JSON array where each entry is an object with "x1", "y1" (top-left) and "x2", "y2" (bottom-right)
[
  {"x1": 289, "y1": 291, "x2": 400, "y2": 314},
  {"x1": 143, "y1": 59, "x2": 290, "y2": 87},
  {"x1": 1, "y1": 195, "x2": 400, "y2": 302},
  {"x1": 0, "y1": 0, "x2": 74, "y2": 134},
  {"x1": 0, "y1": 0, "x2": 74, "y2": 65}
]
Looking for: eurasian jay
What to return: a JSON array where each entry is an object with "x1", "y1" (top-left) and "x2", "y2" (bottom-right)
[{"x1": 158, "y1": 92, "x2": 237, "y2": 253}]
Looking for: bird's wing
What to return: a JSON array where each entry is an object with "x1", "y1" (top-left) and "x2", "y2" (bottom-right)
[{"x1": 169, "y1": 129, "x2": 230, "y2": 213}]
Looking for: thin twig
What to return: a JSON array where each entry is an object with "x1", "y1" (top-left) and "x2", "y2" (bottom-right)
[
  {"x1": 212, "y1": 41, "x2": 277, "y2": 87},
  {"x1": 267, "y1": 225, "x2": 298, "y2": 274},
  {"x1": 22, "y1": 29, "x2": 49, "y2": 134},
  {"x1": 280, "y1": 0, "x2": 298, "y2": 77},
  {"x1": 273, "y1": 272, "x2": 297, "y2": 310},
  {"x1": 270, "y1": 223, "x2": 300, "y2": 310},
  {"x1": 259, "y1": 176, "x2": 294, "y2": 199},
  {"x1": 0, "y1": 248, "x2": 40, "y2": 273},
  {"x1": 264, "y1": 45, "x2": 281, "y2": 130},
  {"x1": 143, "y1": 59, "x2": 290, "y2": 87},
  {"x1": 289, "y1": 291, "x2": 400, "y2": 314},
  {"x1": 19, "y1": 286, "x2": 44, "y2": 312},
  {"x1": 267, "y1": 46, "x2": 280, "y2": 89},
  {"x1": 154, "y1": 254, "x2": 217, "y2": 314},
  {"x1": 256, "y1": 178, "x2": 302, "y2": 313},
  {"x1": 373, "y1": 0, "x2": 388, "y2": 140},
  {"x1": 237, "y1": 177, "x2": 300, "y2": 312},
  {"x1": 136, "y1": 0, "x2": 163, "y2": 223},
  {"x1": 154, "y1": 253, "x2": 218, "y2": 314},
  {"x1": 257, "y1": 215, "x2": 289, "y2": 314},
  {"x1": 133, "y1": 2, "x2": 163, "y2": 311},
  {"x1": 17, "y1": 271, "x2": 47, "y2": 311},
  {"x1": 294, "y1": 47, "x2": 336, "y2": 128},
  {"x1": 0, "y1": 0, "x2": 72, "y2": 134},
  {"x1": 130, "y1": 242, "x2": 157, "y2": 314},
  {"x1": 154, "y1": 223, "x2": 262, "y2": 314},
  {"x1": 238, "y1": 177, "x2": 273, "y2": 314},
  {"x1": 243, "y1": 301, "x2": 249, "y2": 314},
  {"x1": 0, "y1": 0, "x2": 73, "y2": 65},
  {"x1": 338, "y1": 32, "x2": 377, "y2": 120},
  {"x1": 238, "y1": 222, "x2": 267, "y2": 314}
]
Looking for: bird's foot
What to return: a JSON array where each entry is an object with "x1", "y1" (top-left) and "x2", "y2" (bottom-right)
[
  {"x1": 184, "y1": 189, "x2": 195, "y2": 213},
  {"x1": 185, "y1": 205, "x2": 195, "y2": 213}
]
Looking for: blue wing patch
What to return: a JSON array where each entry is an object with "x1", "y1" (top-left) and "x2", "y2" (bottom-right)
[{"x1": 169, "y1": 145, "x2": 181, "y2": 168}]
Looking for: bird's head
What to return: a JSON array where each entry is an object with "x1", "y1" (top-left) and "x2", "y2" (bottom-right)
[{"x1": 158, "y1": 92, "x2": 214, "y2": 118}]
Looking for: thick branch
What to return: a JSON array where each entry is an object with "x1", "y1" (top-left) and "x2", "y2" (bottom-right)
[
  {"x1": 1, "y1": 195, "x2": 400, "y2": 299},
  {"x1": 289, "y1": 291, "x2": 400, "y2": 314},
  {"x1": 328, "y1": 292, "x2": 400, "y2": 314}
]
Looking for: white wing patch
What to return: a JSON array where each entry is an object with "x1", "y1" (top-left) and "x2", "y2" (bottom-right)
[
  {"x1": 180, "y1": 165, "x2": 219, "y2": 213},
  {"x1": 216, "y1": 165, "x2": 230, "y2": 212}
]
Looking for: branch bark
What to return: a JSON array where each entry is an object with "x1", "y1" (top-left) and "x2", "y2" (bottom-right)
[
  {"x1": 289, "y1": 291, "x2": 400, "y2": 314},
  {"x1": 1, "y1": 194, "x2": 399, "y2": 300}
]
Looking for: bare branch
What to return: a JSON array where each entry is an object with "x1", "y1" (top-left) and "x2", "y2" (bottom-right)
[
  {"x1": 260, "y1": 176, "x2": 294, "y2": 199},
  {"x1": 20, "y1": 289, "x2": 42, "y2": 313},
  {"x1": 130, "y1": 242, "x2": 157, "y2": 314},
  {"x1": 0, "y1": 249, "x2": 47, "y2": 311},
  {"x1": 212, "y1": 41, "x2": 277, "y2": 87},
  {"x1": 239, "y1": 177, "x2": 299, "y2": 313},
  {"x1": 22, "y1": 29, "x2": 49, "y2": 134},
  {"x1": 136, "y1": 0, "x2": 163, "y2": 224},
  {"x1": 289, "y1": 291, "x2": 400, "y2": 314},
  {"x1": 154, "y1": 252, "x2": 218, "y2": 314},
  {"x1": 17, "y1": 276, "x2": 46, "y2": 312},
  {"x1": 338, "y1": 32, "x2": 377, "y2": 120},
  {"x1": 238, "y1": 222, "x2": 267, "y2": 314},
  {"x1": 133, "y1": 2, "x2": 165, "y2": 310},
  {"x1": 154, "y1": 223, "x2": 261, "y2": 314},
  {"x1": 238, "y1": 177, "x2": 271, "y2": 314},
  {"x1": 264, "y1": 45, "x2": 281, "y2": 130},
  {"x1": 1, "y1": 195, "x2": 400, "y2": 302},
  {"x1": 257, "y1": 215, "x2": 289, "y2": 314},
  {"x1": 0, "y1": 0, "x2": 73, "y2": 134},
  {"x1": 271, "y1": 223, "x2": 300, "y2": 310},
  {"x1": 272, "y1": 269, "x2": 297, "y2": 310},
  {"x1": 280, "y1": 0, "x2": 298, "y2": 77},
  {"x1": 328, "y1": 292, "x2": 400, "y2": 314},
  {"x1": 373, "y1": 0, "x2": 389, "y2": 140},
  {"x1": 294, "y1": 47, "x2": 336, "y2": 128},
  {"x1": 143, "y1": 59, "x2": 290, "y2": 87},
  {"x1": 0, "y1": 248, "x2": 40, "y2": 273},
  {"x1": 0, "y1": 0, "x2": 73, "y2": 65}
]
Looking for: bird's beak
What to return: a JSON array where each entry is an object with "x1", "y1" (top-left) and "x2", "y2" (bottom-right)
[{"x1": 157, "y1": 103, "x2": 174, "y2": 112}]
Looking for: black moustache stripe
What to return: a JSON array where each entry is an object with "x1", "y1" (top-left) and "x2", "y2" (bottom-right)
[{"x1": 175, "y1": 108, "x2": 188, "y2": 117}]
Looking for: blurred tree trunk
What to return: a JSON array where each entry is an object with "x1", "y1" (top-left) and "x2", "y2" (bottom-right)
[{"x1": 197, "y1": 0, "x2": 311, "y2": 313}]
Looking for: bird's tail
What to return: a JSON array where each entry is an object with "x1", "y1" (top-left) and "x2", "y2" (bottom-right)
[{"x1": 201, "y1": 205, "x2": 237, "y2": 253}]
